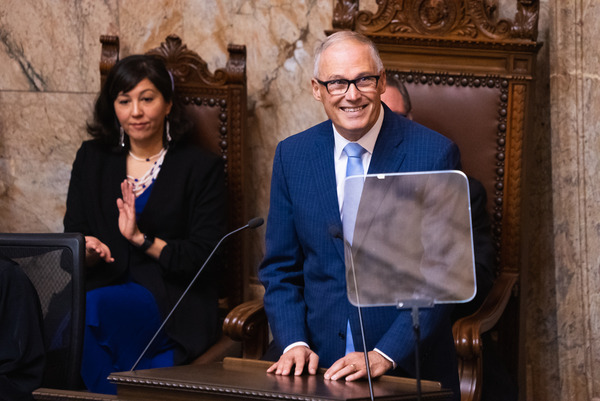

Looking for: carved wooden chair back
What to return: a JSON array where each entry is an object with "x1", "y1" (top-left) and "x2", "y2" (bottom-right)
[
  {"x1": 99, "y1": 34, "x2": 249, "y2": 316},
  {"x1": 331, "y1": 0, "x2": 540, "y2": 400}
]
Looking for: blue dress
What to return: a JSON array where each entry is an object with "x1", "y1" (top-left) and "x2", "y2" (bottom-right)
[{"x1": 81, "y1": 183, "x2": 176, "y2": 394}]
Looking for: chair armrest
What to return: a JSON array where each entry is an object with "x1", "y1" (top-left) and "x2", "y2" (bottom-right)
[
  {"x1": 452, "y1": 270, "x2": 518, "y2": 401},
  {"x1": 222, "y1": 299, "x2": 268, "y2": 359},
  {"x1": 453, "y1": 270, "x2": 518, "y2": 357}
]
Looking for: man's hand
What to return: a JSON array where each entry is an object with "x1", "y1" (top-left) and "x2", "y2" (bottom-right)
[
  {"x1": 266, "y1": 345, "x2": 319, "y2": 376},
  {"x1": 324, "y1": 351, "x2": 393, "y2": 381}
]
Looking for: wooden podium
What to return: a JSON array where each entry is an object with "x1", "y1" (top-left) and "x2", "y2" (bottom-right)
[{"x1": 106, "y1": 358, "x2": 453, "y2": 400}]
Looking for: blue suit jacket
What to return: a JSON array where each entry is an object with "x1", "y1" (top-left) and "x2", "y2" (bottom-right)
[{"x1": 259, "y1": 104, "x2": 461, "y2": 397}]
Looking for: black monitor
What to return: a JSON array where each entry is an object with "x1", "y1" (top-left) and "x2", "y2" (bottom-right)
[{"x1": 0, "y1": 232, "x2": 85, "y2": 390}]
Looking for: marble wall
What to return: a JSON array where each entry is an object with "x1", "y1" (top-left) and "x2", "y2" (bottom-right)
[{"x1": 1, "y1": 0, "x2": 598, "y2": 400}]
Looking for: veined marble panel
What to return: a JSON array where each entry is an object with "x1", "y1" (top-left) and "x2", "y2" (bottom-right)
[
  {"x1": 581, "y1": 0, "x2": 600, "y2": 396},
  {"x1": 0, "y1": 0, "x2": 117, "y2": 92},
  {"x1": 117, "y1": 0, "x2": 184, "y2": 56},
  {"x1": 0, "y1": 92, "x2": 92, "y2": 232}
]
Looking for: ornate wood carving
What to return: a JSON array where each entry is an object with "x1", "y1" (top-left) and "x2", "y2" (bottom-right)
[
  {"x1": 502, "y1": 82, "x2": 526, "y2": 272},
  {"x1": 99, "y1": 35, "x2": 119, "y2": 89},
  {"x1": 146, "y1": 35, "x2": 228, "y2": 86},
  {"x1": 333, "y1": 0, "x2": 360, "y2": 30},
  {"x1": 225, "y1": 44, "x2": 247, "y2": 84},
  {"x1": 332, "y1": 0, "x2": 539, "y2": 44}
]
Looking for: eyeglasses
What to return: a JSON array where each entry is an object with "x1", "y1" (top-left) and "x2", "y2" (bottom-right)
[{"x1": 316, "y1": 75, "x2": 381, "y2": 96}]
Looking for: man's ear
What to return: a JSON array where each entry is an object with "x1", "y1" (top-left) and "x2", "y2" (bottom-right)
[
  {"x1": 379, "y1": 72, "x2": 387, "y2": 95},
  {"x1": 311, "y1": 79, "x2": 323, "y2": 102}
]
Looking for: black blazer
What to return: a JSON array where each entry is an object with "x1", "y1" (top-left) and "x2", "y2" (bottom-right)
[{"x1": 64, "y1": 139, "x2": 227, "y2": 363}]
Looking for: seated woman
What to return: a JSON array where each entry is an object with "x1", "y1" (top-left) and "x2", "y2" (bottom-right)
[{"x1": 64, "y1": 54, "x2": 227, "y2": 394}]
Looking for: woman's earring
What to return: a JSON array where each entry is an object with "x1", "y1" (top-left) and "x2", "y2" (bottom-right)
[
  {"x1": 119, "y1": 126, "x2": 125, "y2": 148},
  {"x1": 165, "y1": 119, "x2": 172, "y2": 143}
]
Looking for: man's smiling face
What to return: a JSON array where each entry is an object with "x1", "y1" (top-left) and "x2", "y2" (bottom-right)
[{"x1": 311, "y1": 39, "x2": 386, "y2": 142}]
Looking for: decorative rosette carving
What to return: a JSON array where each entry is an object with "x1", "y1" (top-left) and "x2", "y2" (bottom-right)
[
  {"x1": 333, "y1": 0, "x2": 360, "y2": 30},
  {"x1": 225, "y1": 44, "x2": 247, "y2": 84}
]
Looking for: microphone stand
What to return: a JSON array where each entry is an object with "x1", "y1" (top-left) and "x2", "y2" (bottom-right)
[
  {"x1": 412, "y1": 305, "x2": 422, "y2": 401},
  {"x1": 347, "y1": 241, "x2": 375, "y2": 401},
  {"x1": 130, "y1": 217, "x2": 263, "y2": 371}
]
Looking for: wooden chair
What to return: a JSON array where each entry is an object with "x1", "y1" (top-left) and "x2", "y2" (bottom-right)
[
  {"x1": 100, "y1": 34, "x2": 249, "y2": 363},
  {"x1": 223, "y1": 1, "x2": 541, "y2": 400}
]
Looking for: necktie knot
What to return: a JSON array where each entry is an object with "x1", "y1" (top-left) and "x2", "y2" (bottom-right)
[
  {"x1": 344, "y1": 143, "x2": 366, "y2": 160},
  {"x1": 344, "y1": 143, "x2": 366, "y2": 177}
]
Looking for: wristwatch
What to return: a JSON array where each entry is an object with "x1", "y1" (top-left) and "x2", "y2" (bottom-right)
[{"x1": 138, "y1": 233, "x2": 155, "y2": 252}]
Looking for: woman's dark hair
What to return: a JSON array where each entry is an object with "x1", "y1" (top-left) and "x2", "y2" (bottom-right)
[{"x1": 87, "y1": 54, "x2": 191, "y2": 149}]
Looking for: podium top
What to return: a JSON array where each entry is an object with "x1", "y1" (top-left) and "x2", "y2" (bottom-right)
[{"x1": 109, "y1": 358, "x2": 453, "y2": 401}]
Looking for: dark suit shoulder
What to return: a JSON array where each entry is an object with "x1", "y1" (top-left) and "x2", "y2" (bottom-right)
[
  {"x1": 73, "y1": 139, "x2": 123, "y2": 167},
  {"x1": 77, "y1": 138, "x2": 119, "y2": 153},
  {"x1": 274, "y1": 121, "x2": 334, "y2": 166},
  {"x1": 280, "y1": 120, "x2": 332, "y2": 146}
]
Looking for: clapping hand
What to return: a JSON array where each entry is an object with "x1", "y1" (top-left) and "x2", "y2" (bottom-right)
[{"x1": 116, "y1": 179, "x2": 143, "y2": 245}]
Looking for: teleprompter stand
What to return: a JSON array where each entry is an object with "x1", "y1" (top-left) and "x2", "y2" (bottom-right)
[{"x1": 344, "y1": 171, "x2": 476, "y2": 401}]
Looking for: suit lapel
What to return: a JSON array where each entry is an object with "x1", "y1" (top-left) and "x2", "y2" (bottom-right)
[
  {"x1": 354, "y1": 108, "x2": 407, "y2": 249},
  {"x1": 309, "y1": 124, "x2": 345, "y2": 260},
  {"x1": 102, "y1": 151, "x2": 127, "y2": 218},
  {"x1": 368, "y1": 106, "x2": 407, "y2": 175}
]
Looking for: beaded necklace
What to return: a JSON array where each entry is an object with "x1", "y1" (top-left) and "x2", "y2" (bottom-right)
[
  {"x1": 127, "y1": 147, "x2": 167, "y2": 197},
  {"x1": 128, "y1": 148, "x2": 164, "y2": 162}
]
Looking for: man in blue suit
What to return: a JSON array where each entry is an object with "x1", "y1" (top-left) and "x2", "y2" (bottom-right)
[{"x1": 259, "y1": 30, "x2": 461, "y2": 399}]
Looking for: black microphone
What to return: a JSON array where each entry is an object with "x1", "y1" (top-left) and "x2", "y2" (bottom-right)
[
  {"x1": 247, "y1": 217, "x2": 264, "y2": 229},
  {"x1": 130, "y1": 217, "x2": 264, "y2": 371}
]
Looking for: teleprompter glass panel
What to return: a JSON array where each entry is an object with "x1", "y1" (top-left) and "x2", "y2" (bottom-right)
[{"x1": 343, "y1": 171, "x2": 476, "y2": 307}]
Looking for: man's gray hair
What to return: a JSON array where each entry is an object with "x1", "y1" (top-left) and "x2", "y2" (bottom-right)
[{"x1": 313, "y1": 30, "x2": 384, "y2": 78}]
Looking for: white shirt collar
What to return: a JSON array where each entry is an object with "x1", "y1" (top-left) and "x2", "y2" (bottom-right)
[{"x1": 333, "y1": 104, "x2": 384, "y2": 160}]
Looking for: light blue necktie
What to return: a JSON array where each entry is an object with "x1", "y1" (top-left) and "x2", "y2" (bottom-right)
[
  {"x1": 342, "y1": 142, "x2": 365, "y2": 354},
  {"x1": 343, "y1": 142, "x2": 366, "y2": 245}
]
